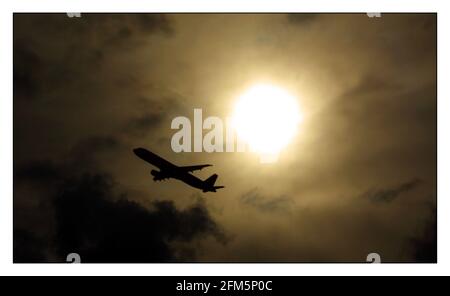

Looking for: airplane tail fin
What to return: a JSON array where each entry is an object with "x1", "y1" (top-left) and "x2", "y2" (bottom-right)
[
  {"x1": 204, "y1": 174, "x2": 218, "y2": 186},
  {"x1": 203, "y1": 174, "x2": 224, "y2": 192}
]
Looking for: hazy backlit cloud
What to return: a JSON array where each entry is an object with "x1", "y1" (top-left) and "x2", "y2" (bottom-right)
[{"x1": 14, "y1": 13, "x2": 436, "y2": 263}]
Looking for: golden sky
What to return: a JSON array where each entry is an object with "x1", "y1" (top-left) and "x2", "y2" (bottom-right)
[{"x1": 14, "y1": 13, "x2": 436, "y2": 262}]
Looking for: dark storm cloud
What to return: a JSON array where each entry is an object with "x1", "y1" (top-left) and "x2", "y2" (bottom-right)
[
  {"x1": 15, "y1": 13, "x2": 173, "y2": 46},
  {"x1": 13, "y1": 13, "x2": 181, "y2": 175},
  {"x1": 333, "y1": 75, "x2": 436, "y2": 120},
  {"x1": 319, "y1": 77, "x2": 436, "y2": 172},
  {"x1": 287, "y1": 13, "x2": 318, "y2": 25},
  {"x1": 15, "y1": 160, "x2": 61, "y2": 183},
  {"x1": 409, "y1": 205, "x2": 437, "y2": 263},
  {"x1": 13, "y1": 13, "x2": 437, "y2": 263},
  {"x1": 125, "y1": 112, "x2": 165, "y2": 136},
  {"x1": 240, "y1": 189, "x2": 294, "y2": 213},
  {"x1": 14, "y1": 158, "x2": 226, "y2": 263},
  {"x1": 13, "y1": 13, "x2": 180, "y2": 157},
  {"x1": 384, "y1": 14, "x2": 436, "y2": 66},
  {"x1": 13, "y1": 13, "x2": 174, "y2": 101},
  {"x1": 71, "y1": 136, "x2": 120, "y2": 153},
  {"x1": 339, "y1": 74, "x2": 403, "y2": 98},
  {"x1": 122, "y1": 95, "x2": 187, "y2": 138},
  {"x1": 68, "y1": 136, "x2": 121, "y2": 168},
  {"x1": 134, "y1": 14, "x2": 173, "y2": 34},
  {"x1": 78, "y1": 14, "x2": 173, "y2": 47},
  {"x1": 13, "y1": 229, "x2": 47, "y2": 263},
  {"x1": 13, "y1": 44, "x2": 42, "y2": 99},
  {"x1": 53, "y1": 172, "x2": 225, "y2": 263},
  {"x1": 360, "y1": 178, "x2": 422, "y2": 203},
  {"x1": 14, "y1": 129, "x2": 226, "y2": 262},
  {"x1": 14, "y1": 136, "x2": 119, "y2": 183}
]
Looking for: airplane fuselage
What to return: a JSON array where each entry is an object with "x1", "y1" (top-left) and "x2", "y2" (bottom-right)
[{"x1": 133, "y1": 148, "x2": 223, "y2": 192}]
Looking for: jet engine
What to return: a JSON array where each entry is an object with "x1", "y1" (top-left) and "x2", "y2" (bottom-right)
[{"x1": 151, "y1": 170, "x2": 166, "y2": 181}]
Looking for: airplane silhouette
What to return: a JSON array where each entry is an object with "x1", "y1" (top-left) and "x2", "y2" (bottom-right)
[{"x1": 133, "y1": 148, "x2": 225, "y2": 193}]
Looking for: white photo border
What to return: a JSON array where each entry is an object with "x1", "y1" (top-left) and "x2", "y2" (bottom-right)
[{"x1": 1, "y1": 0, "x2": 448, "y2": 276}]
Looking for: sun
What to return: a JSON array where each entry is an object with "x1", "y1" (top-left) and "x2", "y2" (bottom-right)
[{"x1": 231, "y1": 84, "x2": 302, "y2": 163}]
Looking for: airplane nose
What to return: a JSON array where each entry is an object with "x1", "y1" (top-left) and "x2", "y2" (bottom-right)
[{"x1": 133, "y1": 148, "x2": 144, "y2": 157}]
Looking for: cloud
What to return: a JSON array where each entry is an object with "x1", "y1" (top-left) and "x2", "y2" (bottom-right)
[
  {"x1": 14, "y1": 138, "x2": 227, "y2": 263},
  {"x1": 409, "y1": 204, "x2": 437, "y2": 263},
  {"x1": 13, "y1": 44, "x2": 42, "y2": 99},
  {"x1": 52, "y1": 172, "x2": 226, "y2": 263},
  {"x1": 287, "y1": 13, "x2": 318, "y2": 25},
  {"x1": 13, "y1": 13, "x2": 437, "y2": 263},
  {"x1": 13, "y1": 229, "x2": 47, "y2": 263},
  {"x1": 125, "y1": 113, "x2": 165, "y2": 136},
  {"x1": 13, "y1": 14, "x2": 174, "y2": 101},
  {"x1": 67, "y1": 136, "x2": 121, "y2": 169},
  {"x1": 15, "y1": 160, "x2": 61, "y2": 183},
  {"x1": 339, "y1": 74, "x2": 404, "y2": 98},
  {"x1": 360, "y1": 178, "x2": 422, "y2": 203},
  {"x1": 16, "y1": 14, "x2": 173, "y2": 46},
  {"x1": 240, "y1": 188, "x2": 294, "y2": 213}
]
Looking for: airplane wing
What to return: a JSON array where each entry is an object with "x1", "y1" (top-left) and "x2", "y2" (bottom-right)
[
  {"x1": 134, "y1": 148, "x2": 175, "y2": 170},
  {"x1": 180, "y1": 164, "x2": 212, "y2": 173}
]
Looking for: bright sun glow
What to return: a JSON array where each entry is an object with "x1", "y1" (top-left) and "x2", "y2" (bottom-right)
[{"x1": 231, "y1": 84, "x2": 301, "y2": 162}]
